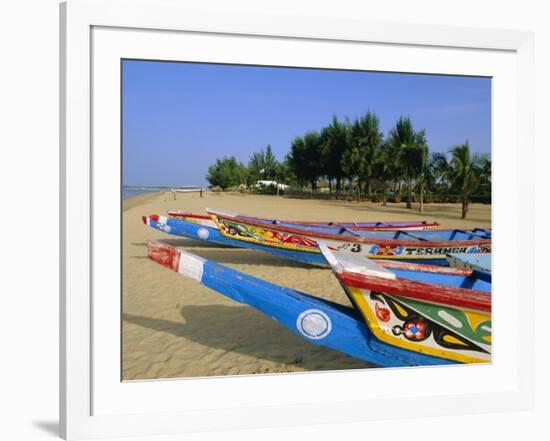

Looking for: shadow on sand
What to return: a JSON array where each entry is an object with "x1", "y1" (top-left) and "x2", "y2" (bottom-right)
[{"x1": 123, "y1": 305, "x2": 372, "y2": 372}]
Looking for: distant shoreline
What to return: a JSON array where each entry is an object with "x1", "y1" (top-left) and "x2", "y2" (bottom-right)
[
  {"x1": 122, "y1": 191, "x2": 163, "y2": 211},
  {"x1": 122, "y1": 188, "x2": 162, "y2": 199}
]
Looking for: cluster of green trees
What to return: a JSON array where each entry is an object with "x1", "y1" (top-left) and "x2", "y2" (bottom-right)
[
  {"x1": 206, "y1": 145, "x2": 285, "y2": 189},
  {"x1": 205, "y1": 113, "x2": 491, "y2": 219}
]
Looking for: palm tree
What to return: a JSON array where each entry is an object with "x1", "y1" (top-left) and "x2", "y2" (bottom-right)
[
  {"x1": 415, "y1": 130, "x2": 429, "y2": 213},
  {"x1": 448, "y1": 141, "x2": 481, "y2": 219},
  {"x1": 478, "y1": 155, "x2": 492, "y2": 197},
  {"x1": 429, "y1": 152, "x2": 451, "y2": 196},
  {"x1": 341, "y1": 143, "x2": 365, "y2": 201},
  {"x1": 320, "y1": 116, "x2": 350, "y2": 192},
  {"x1": 263, "y1": 145, "x2": 278, "y2": 179},
  {"x1": 372, "y1": 141, "x2": 395, "y2": 206},
  {"x1": 351, "y1": 112, "x2": 383, "y2": 197},
  {"x1": 388, "y1": 116, "x2": 422, "y2": 208},
  {"x1": 287, "y1": 131, "x2": 323, "y2": 190}
]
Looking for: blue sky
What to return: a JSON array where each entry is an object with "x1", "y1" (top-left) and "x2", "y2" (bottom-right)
[{"x1": 122, "y1": 60, "x2": 491, "y2": 187}]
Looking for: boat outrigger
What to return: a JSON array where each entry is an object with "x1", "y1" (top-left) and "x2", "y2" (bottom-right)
[
  {"x1": 167, "y1": 210, "x2": 440, "y2": 231},
  {"x1": 147, "y1": 241, "x2": 491, "y2": 366}
]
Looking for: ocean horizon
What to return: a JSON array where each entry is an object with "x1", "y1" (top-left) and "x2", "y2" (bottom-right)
[
  {"x1": 122, "y1": 188, "x2": 161, "y2": 199},
  {"x1": 122, "y1": 186, "x2": 202, "y2": 199}
]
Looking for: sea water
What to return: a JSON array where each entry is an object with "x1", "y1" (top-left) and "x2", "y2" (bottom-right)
[
  {"x1": 122, "y1": 188, "x2": 161, "y2": 199},
  {"x1": 122, "y1": 186, "x2": 202, "y2": 199}
]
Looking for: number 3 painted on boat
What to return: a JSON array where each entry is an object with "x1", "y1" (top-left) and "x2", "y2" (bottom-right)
[{"x1": 350, "y1": 244, "x2": 361, "y2": 253}]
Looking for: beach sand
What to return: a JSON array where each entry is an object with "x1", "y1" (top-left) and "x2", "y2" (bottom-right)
[{"x1": 122, "y1": 191, "x2": 491, "y2": 380}]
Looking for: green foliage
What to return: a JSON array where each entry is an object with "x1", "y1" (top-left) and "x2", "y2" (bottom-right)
[
  {"x1": 286, "y1": 131, "x2": 323, "y2": 189},
  {"x1": 428, "y1": 152, "x2": 451, "y2": 194},
  {"x1": 206, "y1": 156, "x2": 248, "y2": 190},
  {"x1": 203, "y1": 113, "x2": 491, "y2": 204},
  {"x1": 448, "y1": 141, "x2": 484, "y2": 218},
  {"x1": 341, "y1": 111, "x2": 383, "y2": 197},
  {"x1": 248, "y1": 144, "x2": 279, "y2": 182},
  {"x1": 387, "y1": 117, "x2": 427, "y2": 208},
  {"x1": 449, "y1": 142, "x2": 481, "y2": 194},
  {"x1": 372, "y1": 141, "x2": 396, "y2": 204},
  {"x1": 320, "y1": 116, "x2": 351, "y2": 190}
]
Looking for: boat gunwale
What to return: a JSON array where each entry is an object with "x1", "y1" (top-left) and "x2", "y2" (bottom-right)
[
  {"x1": 337, "y1": 271, "x2": 491, "y2": 313},
  {"x1": 168, "y1": 212, "x2": 211, "y2": 220},
  {"x1": 377, "y1": 260, "x2": 475, "y2": 276},
  {"x1": 207, "y1": 209, "x2": 492, "y2": 247},
  {"x1": 168, "y1": 210, "x2": 440, "y2": 230}
]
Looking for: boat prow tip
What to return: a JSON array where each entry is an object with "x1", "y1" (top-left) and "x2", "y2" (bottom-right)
[
  {"x1": 318, "y1": 240, "x2": 396, "y2": 280},
  {"x1": 147, "y1": 241, "x2": 180, "y2": 272},
  {"x1": 317, "y1": 241, "x2": 342, "y2": 273}
]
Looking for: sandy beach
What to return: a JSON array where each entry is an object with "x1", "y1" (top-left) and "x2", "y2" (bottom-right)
[{"x1": 122, "y1": 191, "x2": 491, "y2": 380}]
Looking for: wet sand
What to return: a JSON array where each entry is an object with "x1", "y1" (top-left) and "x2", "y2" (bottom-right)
[{"x1": 122, "y1": 191, "x2": 491, "y2": 380}]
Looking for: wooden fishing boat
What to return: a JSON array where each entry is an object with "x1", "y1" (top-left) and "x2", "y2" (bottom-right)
[
  {"x1": 207, "y1": 209, "x2": 491, "y2": 266},
  {"x1": 166, "y1": 212, "x2": 217, "y2": 228},
  {"x1": 167, "y1": 210, "x2": 440, "y2": 231},
  {"x1": 320, "y1": 244, "x2": 491, "y2": 363},
  {"x1": 143, "y1": 213, "x2": 491, "y2": 266},
  {"x1": 147, "y1": 241, "x2": 491, "y2": 366},
  {"x1": 143, "y1": 214, "x2": 328, "y2": 265}
]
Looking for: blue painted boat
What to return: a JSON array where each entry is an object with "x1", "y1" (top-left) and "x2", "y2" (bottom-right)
[
  {"x1": 147, "y1": 240, "x2": 458, "y2": 367},
  {"x1": 143, "y1": 214, "x2": 327, "y2": 266},
  {"x1": 320, "y1": 244, "x2": 491, "y2": 363},
  {"x1": 207, "y1": 209, "x2": 491, "y2": 266},
  {"x1": 143, "y1": 213, "x2": 491, "y2": 266},
  {"x1": 167, "y1": 210, "x2": 440, "y2": 231}
]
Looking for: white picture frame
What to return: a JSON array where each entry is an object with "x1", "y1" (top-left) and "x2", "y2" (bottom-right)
[{"x1": 60, "y1": 0, "x2": 534, "y2": 439}]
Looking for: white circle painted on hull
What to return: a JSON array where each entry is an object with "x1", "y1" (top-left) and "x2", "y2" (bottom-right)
[
  {"x1": 197, "y1": 228, "x2": 210, "y2": 239},
  {"x1": 296, "y1": 309, "x2": 332, "y2": 340}
]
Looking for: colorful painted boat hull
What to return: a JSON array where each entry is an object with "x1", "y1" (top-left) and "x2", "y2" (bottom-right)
[
  {"x1": 147, "y1": 241, "x2": 455, "y2": 367},
  {"x1": 319, "y1": 244, "x2": 491, "y2": 363},
  {"x1": 143, "y1": 215, "x2": 328, "y2": 266},
  {"x1": 208, "y1": 209, "x2": 491, "y2": 266},
  {"x1": 143, "y1": 214, "x2": 489, "y2": 267},
  {"x1": 167, "y1": 212, "x2": 218, "y2": 228},
  {"x1": 167, "y1": 210, "x2": 440, "y2": 231}
]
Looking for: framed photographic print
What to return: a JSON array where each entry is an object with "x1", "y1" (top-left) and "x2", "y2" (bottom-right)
[{"x1": 60, "y1": 0, "x2": 534, "y2": 439}]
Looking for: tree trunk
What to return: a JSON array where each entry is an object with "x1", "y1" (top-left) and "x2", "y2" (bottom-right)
[
  {"x1": 461, "y1": 194, "x2": 469, "y2": 219},
  {"x1": 382, "y1": 181, "x2": 387, "y2": 206},
  {"x1": 406, "y1": 177, "x2": 412, "y2": 209},
  {"x1": 419, "y1": 181, "x2": 424, "y2": 213},
  {"x1": 357, "y1": 179, "x2": 362, "y2": 202},
  {"x1": 328, "y1": 179, "x2": 332, "y2": 194},
  {"x1": 336, "y1": 177, "x2": 341, "y2": 192},
  {"x1": 311, "y1": 179, "x2": 316, "y2": 191}
]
